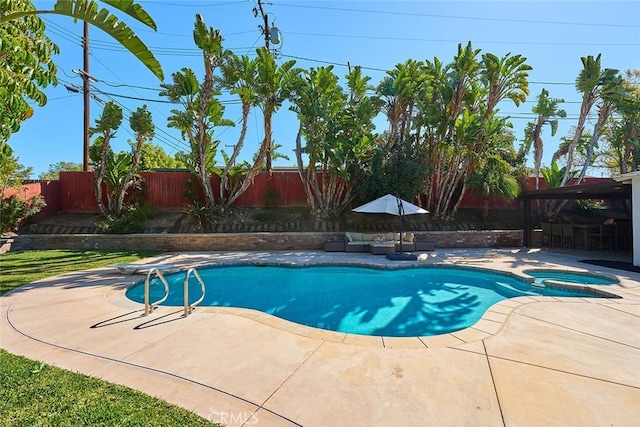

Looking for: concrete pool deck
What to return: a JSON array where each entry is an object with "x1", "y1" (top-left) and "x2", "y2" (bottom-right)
[{"x1": 2, "y1": 248, "x2": 640, "y2": 426}]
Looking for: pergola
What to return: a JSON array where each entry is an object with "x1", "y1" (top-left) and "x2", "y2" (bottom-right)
[{"x1": 519, "y1": 180, "x2": 632, "y2": 248}]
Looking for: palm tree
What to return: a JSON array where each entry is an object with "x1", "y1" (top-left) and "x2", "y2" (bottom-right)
[
  {"x1": 1, "y1": 0, "x2": 163, "y2": 80},
  {"x1": 522, "y1": 89, "x2": 566, "y2": 192}
]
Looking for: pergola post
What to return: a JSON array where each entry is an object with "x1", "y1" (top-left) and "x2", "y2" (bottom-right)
[
  {"x1": 522, "y1": 199, "x2": 531, "y2": 247},
  {"x1": 632, "y1": 177, "x2": 640, "y2": 266}
]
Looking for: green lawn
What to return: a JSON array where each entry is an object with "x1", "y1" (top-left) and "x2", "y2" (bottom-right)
[
  {"x1": 0, "y1": 250, "x2": 221, "y2": 426},
  {"x1": 0, "y1": 249, "x2": 160, "y2": 296}
]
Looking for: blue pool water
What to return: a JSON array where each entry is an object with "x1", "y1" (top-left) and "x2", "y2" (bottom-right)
[
  {"x1": 126, "y1": 265, "x2": 603, "y2": 337},
  {"x1": 524, "y1": 269, "x2": 618, "y2": 286}
]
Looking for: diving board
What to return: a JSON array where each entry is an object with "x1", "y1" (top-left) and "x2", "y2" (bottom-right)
[{"x1": 109, "y1": 263, "x2": 175, "y2": 275}]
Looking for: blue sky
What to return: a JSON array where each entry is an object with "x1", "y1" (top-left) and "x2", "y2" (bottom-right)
[{"x1": 13, "y1": 0, "x2": 640, "y2": 178}]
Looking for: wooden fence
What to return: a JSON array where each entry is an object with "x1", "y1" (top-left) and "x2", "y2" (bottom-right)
[{"x1": 6, "y1": 171, "x2": 614, "y2": 218}]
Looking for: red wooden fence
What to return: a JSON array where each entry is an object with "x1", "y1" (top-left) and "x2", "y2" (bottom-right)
[
  {"x1": 4, "y1": 180, "x2": 60, "y2": 221},
  {"x1": 7, "y1": 172, "x2": 615, "y2": 218}
]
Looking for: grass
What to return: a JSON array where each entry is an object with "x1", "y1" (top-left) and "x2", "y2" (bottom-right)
[
  {"x1": 0, "y1": 249, "x2": 160, "y2": 296},
  {"x1": 0, "y1": 250, "x2": 221, "y2": 426},
  {"x1": 0, "y1": 350, "x2": 218, "y2": 426}
]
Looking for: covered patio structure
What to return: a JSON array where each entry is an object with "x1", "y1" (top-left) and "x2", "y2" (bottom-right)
[{"x1": 519, "y1": 180, "x2": 633, "y2": 258}]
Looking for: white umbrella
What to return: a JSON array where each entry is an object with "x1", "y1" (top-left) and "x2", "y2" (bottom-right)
[
  {"x1": 352, "y1": 194, "x2": 428, "y2": 216},
  {"x1": 352, "y1": 194, "x2": 429, "y2": 253}
]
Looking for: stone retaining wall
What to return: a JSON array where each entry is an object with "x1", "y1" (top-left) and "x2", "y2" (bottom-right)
[{"x1": 11, "y1": 230, "x2": 527, "y2": 252}]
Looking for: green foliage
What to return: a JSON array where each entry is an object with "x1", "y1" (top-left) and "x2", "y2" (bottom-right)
[
  {"x1": 38, "y1": 161, "x2": 82, "y2": 180},
  {"x1": 0, "y1": 0, "x2": 58, "y2": 146},
  {"x1": 1, "y1": 0, "x2": 163, "y2": 80},
  {"x1": 291, "y1": 65, "x2": 381, "y2": 217},
  {"x1": 0, "y1": 249, "x2": 160, "y2": 295},
  {"x1": 184, "y1": 200, "x2": 217, "y2": 232},
  {"x1": 0, "y1": 194, "x2": 46, "y2": 234},
  {"x1": 0, "y1": 152, "x2": 32, "y2": 198},
  {"x1": 265, "y1": 188, "x2": 279, "y2": 207},
  {"x1": 600, "y1": 69, "x2": 640, "y2": 174},
  {"x1": 138, "y1": 143, "x2": 187, "y2": 170},
  {"x1": 374, "y1": 44, "x2": 530, "y2": 221},
  {"x1": 541, "y1": 161, "x2": 575, "y2": 188},
  {"x1": 160, "y1": 16, "x2": 237, "y2": 210},
  {"x1": 96, "y1": 203, "x2": 154, "y2": 234},
  {"x1": 181, "y1": 177, "x2": 217, "y2": 231},
  {"x1": 354, "y1": 138, "x2": 429, "y2": 205},
  {"x1": 91, "y1": 102, "x2": 153, "y2": 217},
  {"x1": 0, "y1": 350, "x2": 217, "y2": 426},
  {"x1": 573, "y1": 199, "x2": 603, "y2": 213}
]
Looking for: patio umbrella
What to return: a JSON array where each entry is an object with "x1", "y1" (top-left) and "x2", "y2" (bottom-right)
[{"x1": 352, "y1": 194, "x2": 428, "y2": 255}]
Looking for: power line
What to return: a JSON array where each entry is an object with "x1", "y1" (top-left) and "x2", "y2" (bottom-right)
[
  {"x1": 139, "y1": 0, "x2": 247, "y2": 7},
  {"x1": 286, "y1": 31, "x2": 640, "y2": 47},
  {"x1": 271, "y1": 2, "x2": 640, "y2": 29}
]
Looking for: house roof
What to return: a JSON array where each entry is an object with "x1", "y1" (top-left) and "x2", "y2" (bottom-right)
[{"x1": 519, "y1": 180, "x2": 632, "y2": 200}]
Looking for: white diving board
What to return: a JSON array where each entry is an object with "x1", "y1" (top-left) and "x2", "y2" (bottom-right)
[{"x1": 109, "y1": 263, "x2": 175, "y2": 275}]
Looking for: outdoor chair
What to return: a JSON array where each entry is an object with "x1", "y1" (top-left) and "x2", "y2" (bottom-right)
[
  {"x1": 551, "y1": 223, "x2": 563, "y2": 248},
  {"x1": 541, "y1": 222, "x2": 552, "y2": 247},
  {"x1": 561, "y1": 223, "x2": 575, "y2": 249},
  {"x1": 589, "y1": 222, "x2": 618, "y2": 251}
]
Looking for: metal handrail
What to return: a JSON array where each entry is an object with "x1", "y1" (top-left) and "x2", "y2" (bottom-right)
[
  {"x1": 183, "y1": 268, "x2": 206, "y2": 317},
  {"x1": 144, "y1": 268, "x2": 170, "y2": 315}
]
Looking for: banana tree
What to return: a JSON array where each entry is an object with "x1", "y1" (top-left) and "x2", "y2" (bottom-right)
[
  {"x1": 1, "y1": 0, "x2": 163, "y2": 80},
  {"x1": 466, "y1": 150, "x2": 520, "y2": 221}
]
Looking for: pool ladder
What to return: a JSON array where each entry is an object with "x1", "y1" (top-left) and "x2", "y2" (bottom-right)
[{"x1": 144, "y1": 267, "x2": 205, "y2": 317}]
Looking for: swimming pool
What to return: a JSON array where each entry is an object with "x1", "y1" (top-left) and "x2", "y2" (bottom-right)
[
  {"x1": 125, "y1": 265, "x2": 605, "y2": 337},
  {"x1": 523, "y1": 269, "x2": 618, "y2": 286}
]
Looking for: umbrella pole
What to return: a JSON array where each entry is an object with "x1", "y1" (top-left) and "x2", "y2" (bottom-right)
[{"x1": 397, "y1": 195, "x2": 403, "y2": 252}]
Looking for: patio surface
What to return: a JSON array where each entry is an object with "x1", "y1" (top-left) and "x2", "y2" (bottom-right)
[{"x1": 2, "y1": 248, "x2": 640, "y2": 426}]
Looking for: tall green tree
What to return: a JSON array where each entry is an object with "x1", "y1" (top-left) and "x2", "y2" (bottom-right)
[
  {"x1": 39, "y1": 161, "x2": 82, "y2": 180},
  {"x1": 1, "y1": 0, "x2": 163, "y2": 80},
  {"x1": 138, "y1": 143, "x2": 187, "y2": 171},
  {"x1": 160, "y1": 15, "x2": 234, "y2": 211},
  {"x1": 291, "y1": 65, "x2": 381, "y2": 217},
  {"x1": 393, "y1": 43, "x2": 529, "y2": 220},
  {"x1": 601, "y1": 70, "x2": 640, "y2": 173},
  {"x1": 0, "y1": 0, "x2": 58, "y2": 152},
  {"x1": 89, "y1": 102, "x2": 153, "y2": 216},
  {"x1": 519, "y1": 88, "x2": 567, "y2": 192},
  {"x1": 551, "y1": 54, "x2": 605, "y2": 183},
  {"x1": 253, "y1": 48, "x2": 300, "y2": 173},
  {"x1": 90, "y1": 101, "x2": 122, "y2": 216}
]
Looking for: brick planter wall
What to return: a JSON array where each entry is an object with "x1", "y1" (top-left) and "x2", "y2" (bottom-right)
[{"x1": 12, "y1": 230, "x2": 524, "y2": 252}]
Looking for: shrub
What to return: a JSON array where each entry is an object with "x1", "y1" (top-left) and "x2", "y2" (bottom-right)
[
  {"x1": 0, "y1": 195, "x2": 46, "y2": 234},
  {"x1": 184, "y1": 200, "x2": 217, "y2": 232},
  {"x1": 97, "y1": 203, "x2": 155, "y2": 234}
]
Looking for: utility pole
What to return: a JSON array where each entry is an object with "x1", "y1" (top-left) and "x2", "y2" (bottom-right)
[
  {"x1": 256, "y1": 0, "x2": 270, "y2": 51},
  {"x1": 82, "y1": 21, "x2": 90, "y2": 172}
]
